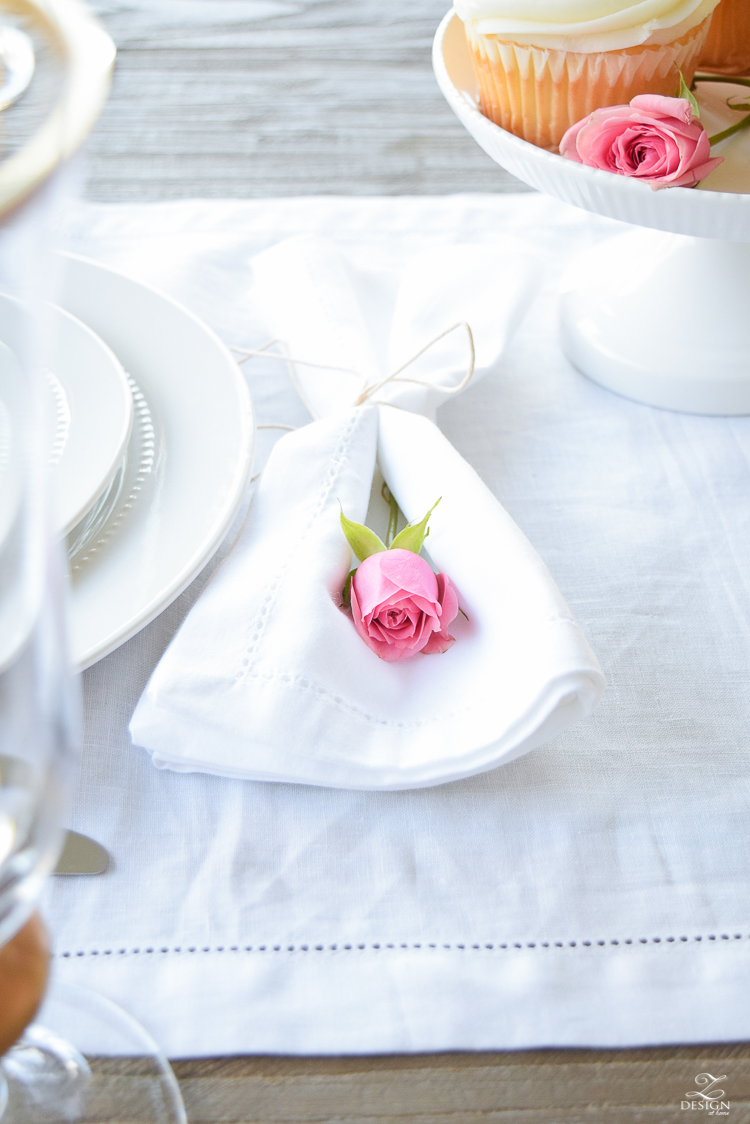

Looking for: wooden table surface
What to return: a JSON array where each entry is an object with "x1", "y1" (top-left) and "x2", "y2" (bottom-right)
[
  {"x1": 171, "y1": 1048, "x2": 750, "y2": 1122},
  {"x1": 83, "y1": 2, "x2": 747, "y2": 1121},
  {"x1": 85, "y1": 0, "x2": 525, "y2": 199}
]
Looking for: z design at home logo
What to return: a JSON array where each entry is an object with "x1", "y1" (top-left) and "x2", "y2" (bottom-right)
[{"x1": 681, "y1": 1072, "x2": 730, "y2": 1114}]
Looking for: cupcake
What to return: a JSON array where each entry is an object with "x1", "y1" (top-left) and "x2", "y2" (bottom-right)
[
  {"x1": 699, "y1": 0, "x2": 750, "y2": 74},
  {"x1": 456, "y1": 0, "x2": 722, "y2": 149}
]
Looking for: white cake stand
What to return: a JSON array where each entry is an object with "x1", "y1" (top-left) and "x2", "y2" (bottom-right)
[{"x1": 433, "y1": 10, "x2": 750, "y2": 415}]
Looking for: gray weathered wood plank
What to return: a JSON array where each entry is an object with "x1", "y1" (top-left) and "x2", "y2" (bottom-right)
[{"x1": 84, "y1": 0, "x2": 526, "y2": 199}]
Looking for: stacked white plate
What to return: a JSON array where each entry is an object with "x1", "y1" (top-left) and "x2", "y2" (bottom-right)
[{"x1": 39, "y1": 254, "x2": 254, "y2": 669}]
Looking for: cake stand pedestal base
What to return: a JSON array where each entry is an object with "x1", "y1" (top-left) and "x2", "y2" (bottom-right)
[{"x1": 560, "y1": 229, "x2": 750, "y2": 415}]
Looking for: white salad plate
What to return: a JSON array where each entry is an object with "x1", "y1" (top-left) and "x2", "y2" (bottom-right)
[
  {"x1": 0, "y1": 295, "x2": 133, "y2": 536},
  {"x1": 58, "y1": 253, "x2": 255, "y2": 670},
  {"x1": 48, "y1": 304, "x2": 134, "y2": 537}
]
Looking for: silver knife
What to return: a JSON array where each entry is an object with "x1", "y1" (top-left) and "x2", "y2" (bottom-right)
[{"x1": 54, "y1": 830, "x2": 109, "y2": 875}]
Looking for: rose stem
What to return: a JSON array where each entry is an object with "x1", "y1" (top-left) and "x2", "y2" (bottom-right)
[
  {"x1": 381, "y1": 481, "x2": 400, "y2": 548},
  {"x1": 386, "y1": 491, "x2": 399, "y2": 547},
  {"x1": 693, "y1": 75, "x2": 750, "y2": 88},
  {"x1": 691, "y1": 73, "x2": 750, "y2": 142},
  {"x1": 709, "y1": 111, "x2": 750, "y2": 145}
]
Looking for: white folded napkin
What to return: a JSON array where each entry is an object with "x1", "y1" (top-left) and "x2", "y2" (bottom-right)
[
  {"x1": 247, "y1": 235, "x2": 538, "y2": 420},
  {"x1": 129, "y1": 236, "x2": 605, "y2": 789}
]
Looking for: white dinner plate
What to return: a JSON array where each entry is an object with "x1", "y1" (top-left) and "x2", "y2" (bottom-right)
[
  {"x1": 58, "y1": 253, "x2": 255, "y2": 670},
  {"x1": 0, "y1": 295, "x2": 134, "y2": 536}
]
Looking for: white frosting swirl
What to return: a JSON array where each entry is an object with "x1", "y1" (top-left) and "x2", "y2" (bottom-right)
[{"x1": 454, "y1": 0, "x2": 721, "y2": 51}]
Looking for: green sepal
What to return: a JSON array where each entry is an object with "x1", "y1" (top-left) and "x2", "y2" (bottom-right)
[
  {"x1": 677, "y1": 69, "x2": 700, "y2": 118},
  {"x1": 340, "y1": 510, "x2": 387, "y2": 562},
  {"x1": 341, "y1": 568, "x2": 357, "y2": 608},
  {"x1": 390, "y1": 498, "x2": 441, "y2": 555}
]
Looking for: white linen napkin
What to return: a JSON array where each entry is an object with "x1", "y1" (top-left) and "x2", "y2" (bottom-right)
[
  {"x1": 129, "y1": 236, "x2": 605, "y2": 789},
  {"x1": 247, "y1": 235, "x2": 538, "y2": 420}
]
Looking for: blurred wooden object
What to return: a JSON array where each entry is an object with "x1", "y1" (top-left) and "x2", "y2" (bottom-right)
[
  {"x1": 0, "y1": 914, "x2": 48, "y2": 1056},
  {"x1": 85, "y1": 0, "x2": 525, "y2": 200}
]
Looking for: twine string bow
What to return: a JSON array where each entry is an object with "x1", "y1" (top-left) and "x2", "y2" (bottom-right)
[{"x1": 232, "y1": 320, "x2": 476, "y2": 422}]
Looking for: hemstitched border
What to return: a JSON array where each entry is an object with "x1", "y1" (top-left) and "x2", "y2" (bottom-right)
[{"x1": 54, "y1": 932, "x2": 749, "y2": 958}]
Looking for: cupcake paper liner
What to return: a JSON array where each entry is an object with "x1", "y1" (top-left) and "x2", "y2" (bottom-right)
[{"x1": 466, "y1": 16, "x2": 712, "y2": 150}]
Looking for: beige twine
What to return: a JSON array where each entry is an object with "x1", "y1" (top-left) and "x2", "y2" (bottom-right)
[{"x1": 232, "y1": 321, "x2": 476, "y2": 422}]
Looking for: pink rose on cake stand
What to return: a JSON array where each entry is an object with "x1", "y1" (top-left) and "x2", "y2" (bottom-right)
[{"x1": 560, "y1": 95, "x2": 723, "y2": 190}]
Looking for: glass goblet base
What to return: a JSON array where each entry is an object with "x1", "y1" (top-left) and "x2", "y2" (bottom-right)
[{"x1": 0, "y1": 981, "x2": 186, "y2": 1124}]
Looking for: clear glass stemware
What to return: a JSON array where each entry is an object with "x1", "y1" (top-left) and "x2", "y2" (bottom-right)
[{"x1": 0, "y1": 4, "x2": 187, "y2": 1122}]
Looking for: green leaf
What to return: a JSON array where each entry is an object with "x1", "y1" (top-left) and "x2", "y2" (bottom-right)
[
  {"x1": 341, "y1": 568, "x2": 357, "y2": 608},
  {"x1": 677, "y1": 69, "x2": 700, "y2": 118},
  {"x1": 390, "y1": 498, "x2": 441, "y2": 555},
  {"x1": 340, "y1": 509, "x2": 387, "y2": 562}
]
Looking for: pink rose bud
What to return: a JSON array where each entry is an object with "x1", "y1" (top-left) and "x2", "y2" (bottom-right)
[
  {"x1": 559, "y1": 95, "x2": 723, "y2": 190},
  {"x1": 350, "y1": 548, "x2": 459, "y2": 663}
]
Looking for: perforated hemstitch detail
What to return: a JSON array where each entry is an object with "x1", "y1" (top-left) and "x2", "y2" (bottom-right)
[
  {"x1": 234, "y1": 408, "x2": 364, "y2": 684},
  {"x1": 53, "y1": 933, "x2": 749, "y2": 958},
  {"x1": 241, "y1": 618, "x2": 580, "y2": 729},
  {"x1": 242, "y1": 665, "x2": 476, "y2": 729}
]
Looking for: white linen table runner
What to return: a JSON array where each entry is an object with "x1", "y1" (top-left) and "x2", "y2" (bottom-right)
[{"x1": 45, "y1": 193, "x2": 750, "y2": 1056}]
